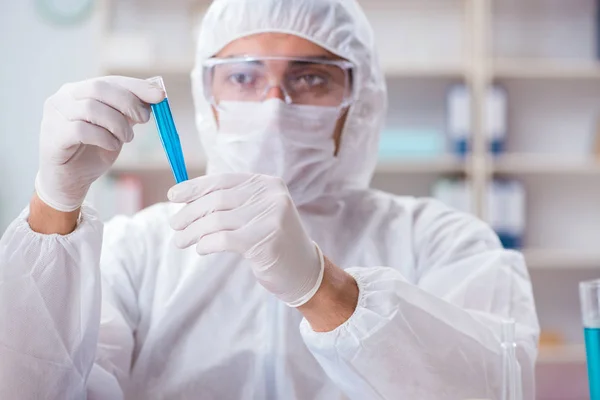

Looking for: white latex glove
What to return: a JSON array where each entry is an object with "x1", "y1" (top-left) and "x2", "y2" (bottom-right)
[
  {"x1": 168, "y1": 173, "x2": 325, "y2": 307},
  {"x1": 36, "y1": 76, "x2": 166, "y2": 212}
]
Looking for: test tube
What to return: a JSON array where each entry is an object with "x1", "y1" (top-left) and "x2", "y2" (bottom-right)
[
  {"x1": 147, "y1": 76, "x2": 189, "y2": 184},
  {"x1": 500, "y1": 319, "x2": 522, "y2": 400},
  {"x1": 462, "y1": 320, "x2": 521, "y2": 400},
  {"x1": 580, "y1": 279, "x2": 600, "y2": 400}
]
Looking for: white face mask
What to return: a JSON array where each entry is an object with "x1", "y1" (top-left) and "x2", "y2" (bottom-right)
[{"x1": 205, "y1": 99, "x2": 341, "y2": 206}]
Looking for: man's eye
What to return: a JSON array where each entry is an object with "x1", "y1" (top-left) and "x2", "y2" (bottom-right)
[
  {"x1": 290, "y1": 75, "x2": 328, "y2": 90},
  {"x1": 229, "y1": 73, "x2": 255, "y2": 86}
]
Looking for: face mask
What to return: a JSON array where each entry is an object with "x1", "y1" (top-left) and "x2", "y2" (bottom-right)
[{"x1": 205, "y1": 99, "x2": 340, "y2": 206}]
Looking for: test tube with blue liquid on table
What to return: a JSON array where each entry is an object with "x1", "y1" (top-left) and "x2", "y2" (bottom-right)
[
  {"x1": 147, "y1": 76, "x2": 189, "y2": 184},
  {"x1": 580, "y1": 279, "x2": 600, "y2": 400}
]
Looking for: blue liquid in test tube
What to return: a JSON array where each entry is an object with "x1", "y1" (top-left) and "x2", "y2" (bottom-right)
[
  {"x1": 580, "y1": 280, "x2": 600, "y2": 400},
  {"x1": 148, "y1": 76, "x2": 188, "y2": 183},
  {"x1": 585, "y1": 327, "x2": 600, "y2": 399}
]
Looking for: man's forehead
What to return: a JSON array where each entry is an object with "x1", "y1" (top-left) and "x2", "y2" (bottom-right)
[{"x1": 216, "y1": 33, "x2": 339, "y2": 59}]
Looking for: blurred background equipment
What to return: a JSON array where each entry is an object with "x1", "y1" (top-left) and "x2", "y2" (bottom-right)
[
  {"x1": 87, "y1": 174, "x2": 143, "y2": 221},
  {"x1": 2, "y1": 0, "x2": 600, "y2": 398},
  {"x1": 35, "y1": 0, "x2": 95, "y2": 25}
]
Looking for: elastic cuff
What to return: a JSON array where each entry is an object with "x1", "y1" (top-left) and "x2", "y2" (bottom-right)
[
  {"x1": 19, "y1": 203, "x2": 98, "y2": 239},
  {"x1": 298, "y1": 267, "x2": 366, "y2": 339},
  {"x1": 286, "y1": 242, "x2": 326, "y2": 308},
  {"x1": 35, "y1": 173, "x2": 84, "y2": 213}
]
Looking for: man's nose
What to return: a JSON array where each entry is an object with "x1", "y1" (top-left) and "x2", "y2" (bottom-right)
[{"x1": 264, "y1": 85, "x2": 288, "y2": 102}]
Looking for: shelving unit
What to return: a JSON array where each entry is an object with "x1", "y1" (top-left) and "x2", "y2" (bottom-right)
[
  {"x1": 384, "y1": 64, "x2": 467, "y2": 79},
  {"x1": 494, "y1": 59, "x2": 600, "y2": 79},
  {"x1": 100, "y1": 0, "x2": 598, "y2": 396},
  {"x1": 492, "y1": 154, "x2": 600, "y2": 175},
  {"x1": 111, "y1": 157, "x2": 204, "y2": 174},
  {"x1": 525, "y1": 249, "x2": 600, "y2": 270},
  {"x1": 376, "y1": 157, "x2": 467, "y2": 174},
  {"x1": 112, "y1": 156, "x2": 468, "y2": 175},
  {"x1": 105, "y1": 62, "x2": 468, "y2": 80},
  {"x1": 104, "y1": 63, "x2": 194, "y2": 77}
]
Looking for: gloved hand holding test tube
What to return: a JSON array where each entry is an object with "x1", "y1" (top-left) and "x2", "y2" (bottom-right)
[{"x1": 147, "y1": 76, "x2": 189, "y2": 183}]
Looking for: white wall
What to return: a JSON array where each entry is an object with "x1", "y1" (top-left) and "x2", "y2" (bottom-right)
[{"x1": 0, "y1": 1, "x2": 102, "y2": 231}]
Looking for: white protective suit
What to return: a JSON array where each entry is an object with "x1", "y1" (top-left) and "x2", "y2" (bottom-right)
[{"x1": 0, "y1": 0, "x2": 539, "y2": 399}]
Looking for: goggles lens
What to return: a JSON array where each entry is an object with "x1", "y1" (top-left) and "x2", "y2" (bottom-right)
[{"x1": 203, "y1": 57, "x2": 354, "y2": 107}]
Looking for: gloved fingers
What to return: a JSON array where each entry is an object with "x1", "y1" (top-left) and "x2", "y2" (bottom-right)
[
  {"x1": 68, "y1": 77, "x2": 158, "y2": 124},
  {"x1": 168, "y1": 173, "x2": 259, "y2": 203},
  {"x1": 66, "y1": 121, "x2": 121, "y2": 151},
  {"x1": 105, "y1": 76, "x2": 166, "y2": 104},
  {"x1": 173, "y1": 208, "x2": 248, "y2": 250},
  {"x1": 170, "y1": 184, "x2": 258, "y2": 231},
  {"x1": 61, "y1": 98, "x2": 135, "y2": 144},
  {"x1": 192, "y1": 207, "x2": 275, "y2": 256},
  {"x1": 195, "y1": 230, "x2": 246, "y2": 256}
]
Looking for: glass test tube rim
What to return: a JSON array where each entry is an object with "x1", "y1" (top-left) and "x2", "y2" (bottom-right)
[
  {"x1": 148, "y1": 76, "x2": 168, "y2": 97},
  {"x1": 501, "y1": 318, "x2": 516, "y2": 345},
  {"x1": 580, "y1": 279, "x2": 600, "y2": 328},
  {"x1": 581, "y1": 279, "x2": 600, "y2": 291}
]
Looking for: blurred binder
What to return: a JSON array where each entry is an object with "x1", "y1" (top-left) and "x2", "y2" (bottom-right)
[
  {"x1": 447, "y1": 85, "x2": 471, "y2": 156},
  {"x1": 487, "y1": 179, "x2": 525, "y2": 250},
  {"x1": 446, "y1": 84, "x2": 507, "y2": 156},
  {"x1": 432, "y1": 178, "x2": 472, "y2": 214},
  {"x1": 433, "y1": 178, "x2": 525, "y2": 250}
]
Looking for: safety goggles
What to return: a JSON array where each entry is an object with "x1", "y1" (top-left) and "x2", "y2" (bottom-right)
[{"x1": 202, "y1": 56, "x2": 355, "y2": 108}]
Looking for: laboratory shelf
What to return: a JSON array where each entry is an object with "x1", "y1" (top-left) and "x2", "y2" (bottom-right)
[
  {"x1": 111, "y1": 158, "x2": 466, "y2": 175},
  {"x1": 370, "y1": 157, "x2": 465, "y2": 174},
  {"x1": 103, "y1": 63, "x2": 195, "y2": 78},
  {"x1": 383, "y1": 63, "x2": 466, "y2": 79},
  {"x1": 110, "y1": 158, "x2": 205, "y2": 174},
  {"x1": 104, "y1": 62, "x2": 466, "y2": 80},
  {"x1": 491, "y1": 154, "x2": 600, "y2": 176},
  {"x1": 375, "y1": 158, "x2": 465, "y2": 174},
  {"x1": 537, "y1": 345, "x2": 586, "y2": 365},
  {"x1": 493, "y1": 59, "x2": 600, "y2": 80},
  {"x1": 523, "y1": 249, "x2": 600, "y2": 270}
]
